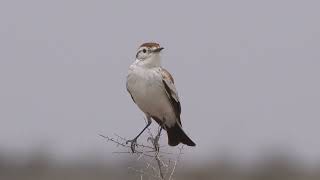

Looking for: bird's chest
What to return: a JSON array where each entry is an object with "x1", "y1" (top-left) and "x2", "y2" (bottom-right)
[
  {"x1": 129, "y1": 69, "x2": 162, "y2": 99},
  {"x1": 127, "y1": 68, "x2": 167, "y2": 112}
]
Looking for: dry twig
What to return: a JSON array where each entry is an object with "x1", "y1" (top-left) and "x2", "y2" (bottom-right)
[{"x1": 100, "y1": 123, "x2": 184, "y2": 180}]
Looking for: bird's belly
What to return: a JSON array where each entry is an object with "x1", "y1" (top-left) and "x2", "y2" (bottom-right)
[{"x1": 129, "y1": 77, "x2": 176, "y2": 127}]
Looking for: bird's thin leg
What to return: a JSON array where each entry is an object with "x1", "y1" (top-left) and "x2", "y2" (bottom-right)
[
  {"x1": 153, "y1": 126, "x2": 163, "y2": 152},
  {"x1": 126, "y1": 116, "x2": 152, "y2": 153}
]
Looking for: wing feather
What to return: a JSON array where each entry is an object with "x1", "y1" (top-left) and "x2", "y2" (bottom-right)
[{"x1": 160, "y1": 68, "x2": 182, "y2": 124}]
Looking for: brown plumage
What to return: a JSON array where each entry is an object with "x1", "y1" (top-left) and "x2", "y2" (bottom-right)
[
  {"x1": 139, "y1": 42, "x2": 160, "y2": 49},
  {"x1": 159, "y1": 68, "x2": 195, "y2": 146},
  {"x1": 161, "y1": 68, "x2": 175, "y2": 83}
]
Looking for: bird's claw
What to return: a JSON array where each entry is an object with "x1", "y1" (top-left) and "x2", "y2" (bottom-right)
[
  {"x1": 147, "y1": 136, "x2": 160, "y2": 152},
  {"x1": 126, "y1": 139, "x2": 138, "y2": 153},
  {"x1": 154, "y1": 136, "x2": 160, "y2": 152},
  {"x1": 154, "y1": 142, "x2": 160, "y2": 152}
]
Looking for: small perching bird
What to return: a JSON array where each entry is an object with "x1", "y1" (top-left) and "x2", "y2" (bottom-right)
[{"x1": 126, "y1": 42, "x2": 195, "y2": 152}]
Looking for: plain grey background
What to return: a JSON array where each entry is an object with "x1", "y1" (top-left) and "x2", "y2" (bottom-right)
[{"x1": 0, "y1": 0, "x2": 319, "y2": 165}]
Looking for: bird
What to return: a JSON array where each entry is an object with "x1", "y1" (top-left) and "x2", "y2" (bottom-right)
[{"x1": 126, "y1": 42, "x2": 195, "y2": 152}]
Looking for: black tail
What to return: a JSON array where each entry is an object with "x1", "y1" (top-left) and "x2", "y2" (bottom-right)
[{"x1": 166, "y1": 123, "x2": 196, "y2": 146}]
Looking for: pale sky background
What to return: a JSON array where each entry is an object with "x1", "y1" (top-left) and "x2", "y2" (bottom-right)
[{"x1": 0, "y1": 0, "x2": 320, "y2": 165}]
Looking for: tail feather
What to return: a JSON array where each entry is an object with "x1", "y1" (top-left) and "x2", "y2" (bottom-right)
[{"x1": 166, "y1": 123, "x2": 196, "y2": 146}]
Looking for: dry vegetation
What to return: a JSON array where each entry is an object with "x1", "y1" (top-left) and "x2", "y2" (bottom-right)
[
  {"x1": 99, "y1": 124, "x2": 184, "y2": 180},
  {"x1": 1, "y1": 151, "x2": 320, "y2": 180},
  {"x1": 1, "y1": 125, "x2": 320, "y2": 180}
]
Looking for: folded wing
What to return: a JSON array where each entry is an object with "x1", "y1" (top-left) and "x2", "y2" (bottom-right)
[{"x1": 160, "y1": 68, "x2": 182, "y2": 125}]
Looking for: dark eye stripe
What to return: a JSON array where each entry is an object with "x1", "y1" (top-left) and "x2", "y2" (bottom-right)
[{"x1": 136, "y1": 48, "x2": 149, "y2": 59}]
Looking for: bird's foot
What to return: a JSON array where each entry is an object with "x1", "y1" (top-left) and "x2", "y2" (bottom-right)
[
  {"x1": 154, "y1": 134, "x2": 160, "y2": 152},
  {"x1": 126, "y1": 138, "x2": 138, "y2": 153},
  {"x1": 147, "y1": 135, "x2": 160, "y2": 152}
]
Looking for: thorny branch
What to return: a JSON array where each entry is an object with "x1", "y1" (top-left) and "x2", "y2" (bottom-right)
[{"x1": 100, "y1": 124, "x2": 184, "y2": 180}]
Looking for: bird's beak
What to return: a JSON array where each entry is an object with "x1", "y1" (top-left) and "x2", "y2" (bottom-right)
[{"x1": 153, "y1": 47, "x2": 164, "y2": 53}]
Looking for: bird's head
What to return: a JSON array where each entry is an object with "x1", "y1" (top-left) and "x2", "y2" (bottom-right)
[{"x1": 135, "y1": 42, "x2": 164, "y2": 68}]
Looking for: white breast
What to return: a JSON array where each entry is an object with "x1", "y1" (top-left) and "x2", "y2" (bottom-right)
[{"x1": 127, "y1": 65, "x2": 176, "y2": 127}]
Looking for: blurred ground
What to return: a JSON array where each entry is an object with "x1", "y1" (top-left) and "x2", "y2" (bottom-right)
[{"x1": 1, "y1": 150, "x2": 320, "y2": 180}]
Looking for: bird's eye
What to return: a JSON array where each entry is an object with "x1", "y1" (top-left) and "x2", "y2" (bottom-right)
[{"x1": 142, "y1": 49, "x2": 147, "y2": 53}]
